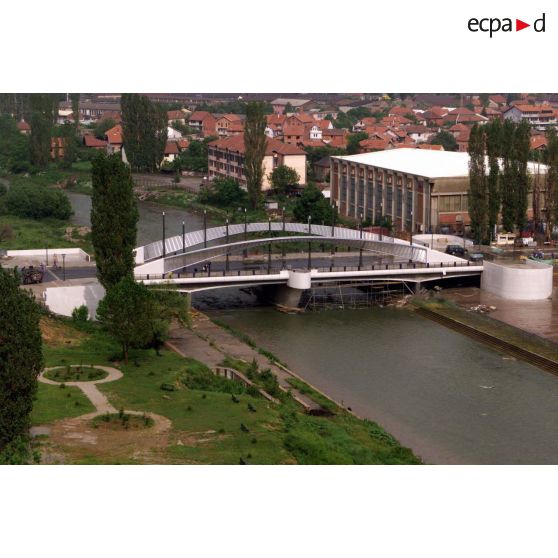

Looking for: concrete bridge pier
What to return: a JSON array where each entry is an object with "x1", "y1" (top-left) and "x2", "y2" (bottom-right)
[{"x1": 257, "y1": 270, "x2": 312, "y2": 310}]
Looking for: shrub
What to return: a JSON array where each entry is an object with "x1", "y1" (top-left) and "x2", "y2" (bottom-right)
[
  {"x1": 71, "y1": 305, "x2": 89, "y2": 323},
  {"x1": 4, "y1": 184, "x2": 72, "y2": 220},
  {"x1": 197, "y1": 177, "x2": 246, "y2": 208}
]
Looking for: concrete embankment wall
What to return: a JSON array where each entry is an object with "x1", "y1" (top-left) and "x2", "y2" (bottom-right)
[
  {"x1": 44, "y1": 283, "x2": 105, "y2": 319},
  {"x1": 481, "y1": 260, "x2": 552, "y2": 300}
]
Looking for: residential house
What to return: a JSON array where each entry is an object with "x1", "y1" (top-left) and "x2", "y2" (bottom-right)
[
  {"x1": 105, "y1": 124, "x2": 123, "y2": 154},
  {"x1": 503, "y1": 104, "x2": 557, "y2": 130},
  {"x1": 271, "y1": 98, "x2": 312, "y2": 114},
  {"x1": 167, "y1": 126, "x2": 183, "y2": 140},
  {"x1": 208, "y1": 134, "x2": 307, "y2": 190},
  {"x1": 215, "y1": 114, "x2": 244, "y2": 137},
  {"x1": 406, "y1": 125, "x2": 434, "y2": 144},
  {"x1": 167, "y1": 110, "x2": 189, "y2": 126},
  {"x1": 17, "y1": 120, "x2": 30, "y2": 135},
  {"x1": 83, "y1": 135, "x2": 107, "y2": 149},
  {"x1": 163, "y1": 141, "x2": 179, "y2": 164},
  {"x1": 188, "y1": 111, "x2": 217, "y2": 137}
]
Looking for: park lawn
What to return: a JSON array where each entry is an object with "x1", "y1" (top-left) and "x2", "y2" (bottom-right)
[
  {"x1": 0, "y1": 215, "x2": 76, "y2": 251},
  {"x1": 40, "y1": 318, "x2": 420, "y2": 464},
  {"x1": 31, "y1": 383, "x2": 95, "y2": 425}
]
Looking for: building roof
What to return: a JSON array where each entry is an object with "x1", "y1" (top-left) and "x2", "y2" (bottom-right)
[
  {"x1": 105, "y1": 124, "x2": 122, "y2": 144},
  {"x1": 333, "y1": 148, "x2": 546, "y2": 178},
  {"x1": 167, "y1": 110, "x2": 186, "y2": 120},
  {"x1": 209, "y1": 134, "x2": 305, "y2": 156},
  {"x1": 165, "y1": 141, "x2": 179, "y2": 155},
  {"x1": 271, "y1": 98, "x2": 311, "y2": 107},
  {"x1": 83, "y1": 134, "x2": 107, "y2": 148},
  {"x1": 189, "y1": 111, "x2": 215, "y2": 122}
]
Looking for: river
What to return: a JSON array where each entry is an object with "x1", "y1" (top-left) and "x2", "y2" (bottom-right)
[
  {"x1": 201, "y1": 292, "x2": 558, "y2": 464},
  {"x1": 66, "y1": 191, "x2": 205, "y2": 247},
  {"x1": 67, "y1": 191, "x2": 558, "y2": 464}
]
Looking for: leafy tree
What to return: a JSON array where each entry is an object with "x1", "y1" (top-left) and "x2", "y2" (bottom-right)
[
  {"x1": 513, "y1": 120, "x2": 531, "y2": 231},
  {"x1": 293, "y1": 182, "x2": 334, "y2": 223},
  {"x1": 0, "y1": 267, "x2": 43, "y2": 457},
  {"x1": 179, "y1": 136, "x2": 217, "y2": 172},
  {"x1": 500, "y1": 119, "x2": 517, "y2": 232},
  {"x1": 479, "y1": 93, "x2": 489, "y2": 108},
  {"x1": 244, "y1": 102, "x2": 267, "y2": 209},
  {"x1": 56, "y1": 122, "x2": 77, "y2": 169},
  {"x1": 468, "y1": 124, "x2": 489, "y2": 244},
  {"x1": 96, "y1": 277, "x2": 157, "y2": 363},
  {"x1": 121, "y1": 93, "x2": 168, "y2": 172},
  {"x1": 429, "y1": 130, "x2": 458, "y2": 151},
  {"x1": 304, "y1": 144, "x2": 346, "y2": 166},
  {"x1": 197, "y1": 177, "x2": 246, "y2": 208},
  {"x1": 91, "y1": 153, "x2": 138, "y2": 289},
  {"x1": 0, "y1": 115, "x2": 31, "y2": 173},
  {"x1": 346, "y1": 132, "x2": 368, "y2": 155},
  {"x1": 545, "y1": 127, "x2": 558, "y2": 239},
  {"x1": 4, "y1": 184, "x2": 72, "y2": 219},
  {"x1": 268, "y1": 165, "x2": 300, "y2": 197},
  {"x1": 486, "y1": 118, "x2": 502, "y2": 237},
  {"x1": 69, "y1": 93, "x2": 80, "y2": 130},
  {"x1": 93, "y1": 117, "x2": 116, "y2": 139},
  {"x1": 28, "y1": 94, "x2": 55, "y2": 169}
]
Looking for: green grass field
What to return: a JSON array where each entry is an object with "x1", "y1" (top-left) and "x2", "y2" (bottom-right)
[
  {"x1": 37, "y1": 318, "x2": 421, "y2": 464},
  {"x1": 31, "y1": 383, "x2": 95, "y2": 425}
]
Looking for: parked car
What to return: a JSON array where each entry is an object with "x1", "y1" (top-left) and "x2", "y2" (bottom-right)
[
  {"x1": 445, "y1": 245, "x2": 467, "y2": 257},
  {"x1": 468, "y1": 252, "x2": 484, "y2": 263}
]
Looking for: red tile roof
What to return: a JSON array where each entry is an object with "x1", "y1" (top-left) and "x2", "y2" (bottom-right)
[
  {"x1": 164, "y1": 141, "x2": 179, "y2": 155},
  {"x1": 167, "y1": 110, "x2": 186, "y2": 120},
  {"x1": 106, "y1": 124, "x2": 122, "y2": 144},
  {"x1": 209, "y1": 134, "x2": 305, "y2": 156},
  {"x1": 83, "y1": 135, "x2": 107, "y2": 148},
  {"x1": 17, "y1": 120, "x2": 30, "y2": 131}
]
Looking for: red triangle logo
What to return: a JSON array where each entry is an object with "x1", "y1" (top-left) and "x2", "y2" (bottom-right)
[{"x1": 516, "y1": 19, "x2": 530, "y2": 31}]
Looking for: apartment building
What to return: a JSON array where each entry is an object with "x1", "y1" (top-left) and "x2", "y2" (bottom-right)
[
  {"x1": 330, "y1": 148, "x2": 547, "y2": 233},
  {"x1": 208, "y1": 134, "x2": 307, "y2": 190},
  {"x1": 503, "y1": 104, "x2": 557, "y2": 130}
]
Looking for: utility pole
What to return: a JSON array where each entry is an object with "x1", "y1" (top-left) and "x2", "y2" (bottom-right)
[
  {"x1": 203, "y1": 210, "x2": 207, "y2": 248},
  {"x1": 162, "y1": 212, "x2": 166, "y2": 259}
]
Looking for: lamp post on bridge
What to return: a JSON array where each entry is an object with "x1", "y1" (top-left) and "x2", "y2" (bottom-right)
[
  {"x1": 244, "y1": 207, "x2": 247, "y2": 241},
  {"x1": 359, "y1": 213, "x2": 363, "y2": 269},
  {"x1": 162, "y1": 211, "x2": 166, "y2": 259},
  {"x1": 282, "y1": 206, "x2": 286, "y2": 269},
  {"x1": 267, "y1": 217, "x2": 272, "y2": 274},
  {"x1": 307, "y1": 215, "x2": 312, "y2": 270},
  {"x1": 182, "y1": 221, "x2": 186, "y2": 254},
  {"x1": 225, "y1": 218, "x2": 230, "y2": 272},
  {"x1": 203, "y1": 210, "x2": 207, "y2": 248}
]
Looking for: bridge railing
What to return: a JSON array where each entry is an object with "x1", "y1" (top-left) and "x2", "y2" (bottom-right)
[{"x1": 134, "y1": 260, "x2": 478, "y2": 282}]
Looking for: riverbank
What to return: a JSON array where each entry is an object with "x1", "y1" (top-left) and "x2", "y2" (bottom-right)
[
  {"x1": 412, "y1": 296, "x2": 558, "y2": 373},
  {"x1": 32, "y1": 313, "x2": 420, "y2": 464}
]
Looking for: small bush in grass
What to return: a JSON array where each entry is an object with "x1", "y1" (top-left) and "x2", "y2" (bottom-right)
[
  {"x1": 59, "y1": 383, "x2": 66, "y2": 389},
  {"x1": 160, "y1": 383, "x2": 176, "y2": 392},
  {"x1": 71, "y1": 305, "x2": 89, "y2": 323},
  {"x1": 251, "y1": 437, "x2": 257, "y2": 444}
]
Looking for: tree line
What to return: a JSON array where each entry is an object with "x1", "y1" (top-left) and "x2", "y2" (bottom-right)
[{"x1": 467, "y1": 119, "x2": 556, "y2": 244}]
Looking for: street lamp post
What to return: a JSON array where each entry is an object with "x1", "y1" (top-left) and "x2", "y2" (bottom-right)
[
  {"x1": 203, "y1": 210, "x2": 207, "y2": 248},
  {"x1": 267, "y1": 218, "x2": 272, "y2": 273},
  {"x1": 307, "y1": 215, "x2": 312, "y2": 270},
  {"x1": 359, "y1": 213, "x2": 363, "y2": 269},
  {"x1": 162, "y1": 212, "x2": 166, "y2": 259},
  {"x1": 281, "y1": 207, "x2": 286, "y2": 268},
  {"x1": 182, "y1": 221, "x2": 186, "y2": 254},
  {"x1": 225, "y1": 218, "x2": 229, "y2": 272},
  {"x1": 244, "y1": 207, "x2": 248, "y2": 241}
]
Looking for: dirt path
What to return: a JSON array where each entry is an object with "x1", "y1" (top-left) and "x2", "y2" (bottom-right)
[
  {"x1": 36, "y1": 365, "x2": 172, "y2": 464},
  {"x1": 167, "y1": 313, "x2": 321, "y2": 411}
]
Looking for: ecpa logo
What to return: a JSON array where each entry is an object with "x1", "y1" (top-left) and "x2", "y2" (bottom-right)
[{"x1": 468, "y1": 13, "x2": 546, "y2": 37}]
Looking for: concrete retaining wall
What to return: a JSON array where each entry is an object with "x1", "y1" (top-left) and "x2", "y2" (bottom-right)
[
  {"x1": 481, "y1": 261, "x2": 553, "y2": 300},
  {"x1": 7, "y1": 247, "x2": 91, "y2": 262},
  {"x1": 44, "y1": 283, "x2": 105, "y2": 318}
]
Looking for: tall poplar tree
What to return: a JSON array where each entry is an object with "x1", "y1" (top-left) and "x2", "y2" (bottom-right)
[
  {"x1": 513, "y1": 120, "x2": 531, "y2": 231},
  {"x1": 0, "y1": 267, "x2": 43, "y2": 457},
  {"x1": 244, "y1": 101, "x2": 267, "y2": 209},
  {"x1": 500, "y1": 119, "x2": 516, "y2": 232},
  {"x1": 468, "y1": 124, "x2": 489, "y2": 244},
  {"x1": 27, "y1": 94, "x2": 54, "y2": 169},
  {"x1": 545, "y1": 127, "x2": 558, "y2": 240},
  {"x1": 121, "y1": 93, "x2": 167, "y2": 172},
  {"x1": 91, "y1": 153, "x2": 138, "y2": 289},
  {"x1": 485, "y1": 118, "x2": 502, "y2": 238}
]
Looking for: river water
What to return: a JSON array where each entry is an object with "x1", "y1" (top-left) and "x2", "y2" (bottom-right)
[
  {"x1": 202, "y1": 293, "x2": 558, "y2": 465},
  {"x1": 66, "y1": 191, "x2": 205, "y2": 247},
  {"x1": 67, "y1": 191, "x2": 558, "y2": 464}
]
